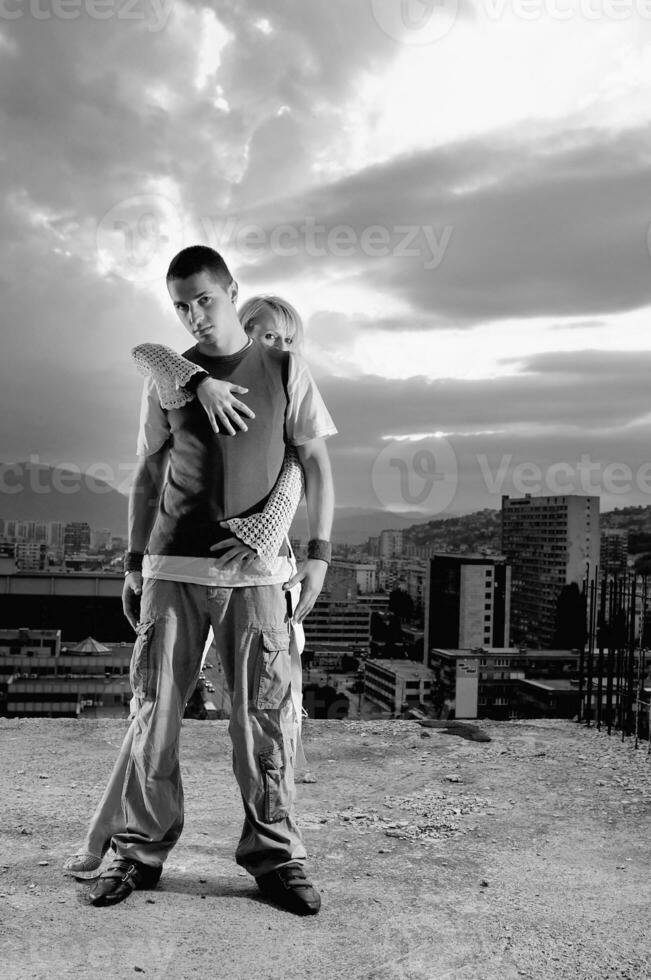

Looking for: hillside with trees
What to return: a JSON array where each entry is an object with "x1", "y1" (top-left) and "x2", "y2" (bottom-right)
[{"x1": 402, "y1": 504, "x2": 651, "y2": 557}]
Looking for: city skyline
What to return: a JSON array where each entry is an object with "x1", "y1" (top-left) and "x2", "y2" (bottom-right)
[{"x1": 2, "y1": 7, "x2": 651, "y2": 517}]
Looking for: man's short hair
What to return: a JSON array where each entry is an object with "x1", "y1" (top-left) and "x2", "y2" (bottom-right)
[{"x1": 166, "y1": 246, "x2": 233, "y2": 288}]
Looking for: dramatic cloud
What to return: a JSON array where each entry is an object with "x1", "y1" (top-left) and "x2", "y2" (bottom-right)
[
  {"x1": 321, "y1": 349, "x2": 651, "y2": 446},
  {"x1": 2, "y1": 6, "x2": 651, "y2": 516},
  {"x1": 237, "y1": 126, "x2": 651, "y2": 325},
  {"x1": 320, "y1": 349, "x2": 651, "y2": 509}
]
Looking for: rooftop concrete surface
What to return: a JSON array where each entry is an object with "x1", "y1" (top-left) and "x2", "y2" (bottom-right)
[{"x1": 2, "y1": 717, "x2": 651, "y2": 980}]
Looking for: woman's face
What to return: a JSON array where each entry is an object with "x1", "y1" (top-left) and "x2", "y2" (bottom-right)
[{"x1": 246, "y1": 308, "x2": 296, "y2": 351}]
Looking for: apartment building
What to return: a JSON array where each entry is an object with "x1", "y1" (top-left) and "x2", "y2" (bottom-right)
[
  {"x1": 363, "y1": 658, "x2": 435, "y2": 715},
  {"x1": 501, "y1": 494, "x2": 599, "y2": 647},
  {"x1": 423, "y1": 553, "x2": 511, "y2": 659}
]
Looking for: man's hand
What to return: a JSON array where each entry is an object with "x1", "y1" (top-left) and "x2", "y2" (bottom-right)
[
  {"x1": 210, "y1": 536, "x2": 261, "y2": 571},
  {"x1": 283, "y1": 559, "x2": 327, "y2": 623},
  {"x1": 122, "y1": 571, "x2": 143, "y2": 631},
  {"x1": 197, "y1": 377, "x2": 255, "y2": 437}
]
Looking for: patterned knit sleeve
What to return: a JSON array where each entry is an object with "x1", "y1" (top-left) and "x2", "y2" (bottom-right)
[{"x1": 221, "y1": 446, "x2": 305, "y2": 570}]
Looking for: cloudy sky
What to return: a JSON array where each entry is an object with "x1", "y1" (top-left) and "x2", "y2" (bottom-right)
[{"x1": 2, "y1": 0, "x2": 651, "y2": 519}]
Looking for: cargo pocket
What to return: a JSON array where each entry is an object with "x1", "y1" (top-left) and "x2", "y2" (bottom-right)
[
  {"x1": 259, "y1": 747, "x2": 289, "y2": 822},
  {"x1": 254, "y1": 626, "x2": 291, "y2": 710},
  {"x1": 130, "y1": 620, "x2": 155, "y2": 701}
]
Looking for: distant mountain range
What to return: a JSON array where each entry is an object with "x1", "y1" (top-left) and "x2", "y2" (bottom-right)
[
  {"x1": 404, "y1": 508, "x2": 503, "y2": 553},
  {"x1": 399, "y1": 503, "x2": 651, "y2": 555},
  {"x1": 0, "y1": 461, "x2": 129, "y2": 534},
  {"x1": 291, "y1": 506, "x2": 438, "y2": 544},
  {"x1": 0, "y1": 462, "x2": 437, "y2": 543}
]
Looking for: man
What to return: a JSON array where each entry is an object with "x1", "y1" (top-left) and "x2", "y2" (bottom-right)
[{"x1": 88, "y1": 245, "x2": 336, "y2": 914}]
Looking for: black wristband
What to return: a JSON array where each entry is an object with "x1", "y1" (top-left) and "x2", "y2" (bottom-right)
[
  {"x1": 124, "y1": 551, "x2": 144, "y2": 575},
  {"x1": 183, "y1": 370, "x2": 210, "y2": 395},
  {"x1": 307, "y1": 539, "x2": 332, "y2": 564}
]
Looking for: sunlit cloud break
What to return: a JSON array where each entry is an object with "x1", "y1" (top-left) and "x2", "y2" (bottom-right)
[{"x1": 381, "y1": 430, "x2": 507, "y2": 442}]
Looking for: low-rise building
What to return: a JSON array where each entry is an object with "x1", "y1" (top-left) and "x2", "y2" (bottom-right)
[
  {"x1": 428, "y1": 646, "x2": 581, "y2": 720},
  {"x1": 15, "y1": 542, "x2": 48, "y2": 571},
  {"x1": 303, "y1": 594, "x2": 389, "y2": 654},
  {"x1": 326, "y1": 561, "x2": 377, "y2": 598},
  {"x1": 0, "y1": 628, "x2": 133, "y2": 718},
  {"x1": 0, "y1": 627, "x2": 62, "y2": 658},
  {"x1": 5, "y1": 676, "x2": 132, "y2": 718},
  {"x1": 363, "y1": 658, "x2": 435, "y2": 715},
  {"x1": 517, "y1": 678, "x2": 581, "y2": 719}
]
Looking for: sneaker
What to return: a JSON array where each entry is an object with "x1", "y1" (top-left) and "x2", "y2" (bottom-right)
[
  {"x1": 62, "y1": 851, "x2": 103, "y2": 880},
  {"x1": 256, "y1": 864, "x2": 321, "y2": 916},
  {"x1": 88, "y1": 857, "x2": 162, "y2": 907}
]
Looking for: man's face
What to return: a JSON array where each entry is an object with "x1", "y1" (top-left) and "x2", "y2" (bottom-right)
[{"x1": 167, "y1": 270, "x2": 237, "y2": 346}]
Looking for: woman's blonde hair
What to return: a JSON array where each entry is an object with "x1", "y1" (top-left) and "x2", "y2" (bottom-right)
[{"x1": 239, "y1": 295, "x2": 304, "y2": 349}]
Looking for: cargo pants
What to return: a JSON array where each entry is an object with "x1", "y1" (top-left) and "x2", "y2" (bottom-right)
[{"x1": 85, "y1": 576, "x2": 306, "y2": 876}]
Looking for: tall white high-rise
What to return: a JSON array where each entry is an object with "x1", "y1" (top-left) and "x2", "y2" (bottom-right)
[
  {"x1": 423, "y1": 553, "x2": 511, "y2": 664},
  {"x1": 379, "y1": 529, "x2": 404, "y2": 558},
  {"x1": 501, "y1": 494, "x2": 600, "y2": 648}
]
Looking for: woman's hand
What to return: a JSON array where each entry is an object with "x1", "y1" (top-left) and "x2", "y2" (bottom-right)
[
  {"x1": 197, "y1": 377, "x2": 255, "y2": 436},
  {"x1": 283, "y1": 559, "x2": 327, "y2": 623},
  {"x1": 210, "y1": 536, "x2": 261, "y2": 571}
]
